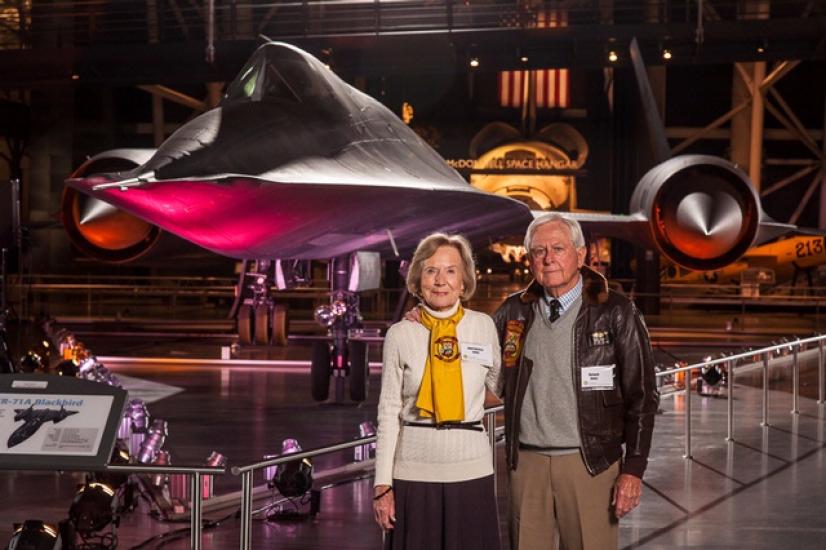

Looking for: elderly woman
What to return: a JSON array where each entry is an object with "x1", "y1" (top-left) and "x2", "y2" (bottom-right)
[{"x1": 373, "y1": 232, "x2": 502, "y2": 550}]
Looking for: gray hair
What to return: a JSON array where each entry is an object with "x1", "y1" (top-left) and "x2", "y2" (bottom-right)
[
  {"x1": 407, "y1": 232, "x2": 477, "y2": 301},
  {"x1": 524, "y1": 213, "x2": 586, "y2": 251}
]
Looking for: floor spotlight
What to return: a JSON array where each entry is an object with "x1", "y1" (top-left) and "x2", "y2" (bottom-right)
[
  {"x1": 354, "y1": 421, "x2": 376, "y2": 461},
  {"x1": 607, "y1": 50, "x2": 619, "y2": 63},
  {"x1": 697, "y1": 362, "x2": 726, "y2": 397},
  {"x1": 19, "y1": 350, "x2": 44, "y2": 373},
  {"x1": 67, "y1": 483, "x2": 119, "y2": 548},
  {"x1": 661, "y1": 48, "x2": 672, "y2": 61},
  {"x1": 125, "y1": 399, "x2": 150, "y2": 456},
  {"x1": 55, "y1": 358, "x2": 79, "y2": 377},
  {"x1": 137, "y1": 419, "x2": 167, "y2": 464},
  {"x1": 202, "y1": 451, "x2": 227, "y2": 499},
  {"x1": 92, "y1": 440, "x2": 131, "y2": 492},
  {"x1": 271, "y1": 439, "x2": 313, "y2": 498},
  {"x1": 469, "y1": 57, "x2": 480, "y2": 68},
  {"x1": 701, "y1": 364, "x2": 724, "y2": 386},
  {"x1": 7, "y1": 520, "x2": 61, "y2": 550}
]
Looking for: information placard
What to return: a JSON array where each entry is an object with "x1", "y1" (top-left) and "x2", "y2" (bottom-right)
[{"x1": 0, "y1": 374, "x2": 126, "y2": 471}]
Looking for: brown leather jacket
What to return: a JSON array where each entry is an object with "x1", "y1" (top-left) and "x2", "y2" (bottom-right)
[{"x1": 492, "y1": 266, "x2": 659, "y2": 479}]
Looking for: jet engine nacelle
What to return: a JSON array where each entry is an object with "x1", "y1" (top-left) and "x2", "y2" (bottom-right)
[
  {"x1": 61, "y1": 149, "x2": 162, "y2": 263},
  {"x1": 630, "y1": 155, "x2": 760, "y2": 271}
]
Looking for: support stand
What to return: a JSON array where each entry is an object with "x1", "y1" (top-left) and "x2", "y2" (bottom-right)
[
  {"x1": 0, "y1": 249, "x2": 13, "y2": 373},
  {"x1": 311, "y1": 254, "x2": 371, "y2": 403}
]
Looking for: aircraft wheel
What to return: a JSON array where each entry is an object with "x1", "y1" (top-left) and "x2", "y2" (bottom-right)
[
  {"x1": 254, "y1": 305, "x2": 269, "y2": 346},
  {"x1": 237, "y1": 305, "x2": 253, "y2": 345},
  {"x1": 271, "y1": 305, "x2": 289, "y2": 347},
  {"x1": 348, "y1": 341, "x2": 369, "y2": 402},
  {"x1": 311, "y1": 342, "x2": 331, "y2": 402}
]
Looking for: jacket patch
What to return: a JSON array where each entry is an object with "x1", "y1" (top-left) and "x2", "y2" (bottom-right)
[
  {"x1": 588, "y1": 330, "x2": 613, "y2": 347},
  {"x1": 503, "y1": 320, "x2": 525, "y2": 368}
]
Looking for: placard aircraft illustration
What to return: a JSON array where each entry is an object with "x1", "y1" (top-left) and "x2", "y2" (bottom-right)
[
  {"x1": 7, "y1": 405, "x2": 79, "y2": 448},
  {"x1": 62, "y1": 40, "x2": 811, "y2": 402}
]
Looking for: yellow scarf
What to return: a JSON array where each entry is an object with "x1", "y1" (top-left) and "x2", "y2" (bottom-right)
[{"x1": 416, "y1": 304, "x2": 465, "y2": 423}]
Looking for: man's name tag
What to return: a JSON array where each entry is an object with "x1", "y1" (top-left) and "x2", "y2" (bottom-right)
[
  {"x1": 460, "y1": 342, "x2": 493, "y2": 367},
  {"x1": 581, "y1": 365, "x2": 615, "y2": 390}
]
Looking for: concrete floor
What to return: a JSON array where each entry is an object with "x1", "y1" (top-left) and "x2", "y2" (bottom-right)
[{"x1": 0, "y1": 339, "x2": 824, "y2": 549}]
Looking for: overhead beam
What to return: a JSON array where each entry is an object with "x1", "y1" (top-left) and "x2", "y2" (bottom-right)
[
  {"x1": 672, "y1": 59, "x2": 799, "y2": 155},
  {"x1": 789, "y1": 170, "x2": 823, "y2": 224},
  {"x1": 761, "y1": 164, "x2": 819, "y2": 197},
  {"x1": 767, "y1": 86, "x2": 824, "y2": 159},
  {"x1": 137, "y1": 84, "x2": 207, "y2": 112}
]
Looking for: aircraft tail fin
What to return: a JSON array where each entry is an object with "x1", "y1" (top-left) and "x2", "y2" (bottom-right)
[{"x1": 629, "y1": 38, "x2": 671, "y2": 165}]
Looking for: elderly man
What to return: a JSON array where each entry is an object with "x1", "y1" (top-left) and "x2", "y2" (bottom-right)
[{"x1": 494, "y1": 212, "x2": 658, "y2": 550}]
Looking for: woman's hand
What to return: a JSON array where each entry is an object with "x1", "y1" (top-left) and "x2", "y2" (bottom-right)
[
  {"x1": 373, "y1": 485, "x2": 395, "y2": 530},
  {"x1": 403, "y1": 306, "x2": 421, "y2": 324}
]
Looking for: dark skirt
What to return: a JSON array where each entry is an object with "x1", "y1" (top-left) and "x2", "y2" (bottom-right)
[{"x1": 384, "y1": 475, "x2": 501, "y2": 550}]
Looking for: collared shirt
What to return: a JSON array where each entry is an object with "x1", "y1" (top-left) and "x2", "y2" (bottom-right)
[{"x1": 542, "y1": 275, "x2": 583, "y2": 320}]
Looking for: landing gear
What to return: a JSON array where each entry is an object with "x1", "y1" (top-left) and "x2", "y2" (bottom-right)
[
  {"x1": 231, "y1": 259, "x2": 306, "y2": 347},
  {"x1": 254, "y1": 304, "x2": 269, "y2": 346},
  {"x1": 311, "y1": 341, "x2": 331, "y2": 401},
  {"x1": 237, "y1": 304, "x2": 253, "y2": 345},
  {"x1": 271, "y1": 304, "x2": 289, "y2": 346},
  {"x1": 348, "y1": 341, "x2": 369, "y2": 402},
  {"x1": 311, "y1": 253, "x2": 381, "y2": 403}
]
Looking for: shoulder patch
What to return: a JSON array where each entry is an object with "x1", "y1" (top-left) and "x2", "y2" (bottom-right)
[{"x1": 503, "y1": 320, "x2": 526, "y2": 368}]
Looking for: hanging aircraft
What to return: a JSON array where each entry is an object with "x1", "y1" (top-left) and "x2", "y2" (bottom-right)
[
  {"x1": 61, "y1": 40, "x2": 814, "y2": 403},
  {"x1": 665, "y1": 235, "x2": 826, "y2": 286}
]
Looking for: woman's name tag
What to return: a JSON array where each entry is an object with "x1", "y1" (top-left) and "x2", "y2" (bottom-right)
[
  {"x1": 581, "y1": 365, "x2": 615, "y2": 390},
  {"x1": 460, "y1": 342, "x2": 493, "y2": 366}
]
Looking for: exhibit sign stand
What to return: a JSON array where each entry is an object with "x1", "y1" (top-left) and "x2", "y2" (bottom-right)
[{"x1": 0, "y1": 374, "x2": 126, "y2": 471}]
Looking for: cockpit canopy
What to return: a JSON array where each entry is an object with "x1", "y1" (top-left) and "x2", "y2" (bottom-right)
[{"x1": 223, "y1": 42, "x2": 338, "y2": 106}]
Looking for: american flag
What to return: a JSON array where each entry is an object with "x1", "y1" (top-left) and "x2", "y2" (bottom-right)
[{"x1": 498, "y1": 7, "x2": 570, "y2": 109}]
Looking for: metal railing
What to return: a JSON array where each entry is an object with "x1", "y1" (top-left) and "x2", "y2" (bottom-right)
[
  {"x1": 226, "y1": 334, "x2": 825, "y2": 548},
  {"x1": 1, "y1": 273, "x2": 410, "y2": 322},
  {"x1": 103, "y1": 463, "x2": 227, "y2": 550},
  {"x1": 0, "y1": 462, "x2": 227, "y2": 550},
  {"x1": 656, "y1": 334, "x2": 826, "y2": 458},
  {"x1": 9, "y1": 274, "x2": 826, "y2": 327},
  {"x1": 0, "y1": 0, "x2": 814, "y2": 50},
  {"x1": 231, "y1": 404, "x2": 504, "y2": 550}
]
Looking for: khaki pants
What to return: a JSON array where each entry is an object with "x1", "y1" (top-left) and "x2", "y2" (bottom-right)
[{"x1": 509, "y1": 450, "x2": 619, "y2": 550}]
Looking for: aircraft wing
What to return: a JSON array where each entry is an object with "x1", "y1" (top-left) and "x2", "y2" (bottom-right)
[
  {"x1": 66, "y1": 175, "x2": 532, "y2": 260},
  {"x1": 540, "y1": 210, "x2": 653, "y2": 245}
]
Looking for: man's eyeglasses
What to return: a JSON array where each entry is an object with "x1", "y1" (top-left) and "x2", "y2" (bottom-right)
[{"x1": 529, "y1": 245, "x2": 569, "y2": 260}]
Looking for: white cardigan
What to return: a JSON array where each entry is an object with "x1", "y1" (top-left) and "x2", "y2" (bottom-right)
[{"x1": 374, "y1": 303, "x2": 502, "y2": 486}]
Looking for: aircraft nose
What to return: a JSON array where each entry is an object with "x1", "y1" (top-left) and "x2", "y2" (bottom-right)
[
  {"x1": 672, "y1": 190, "x2": 743, "y2": 259},
  {"x1": 80, "y1": 196, "x2": 119, "y2": 225},
  {"x1": 71, "y1": 193, "x2": 155, "y2": 250}
]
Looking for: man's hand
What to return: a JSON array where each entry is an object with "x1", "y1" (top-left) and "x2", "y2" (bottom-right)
[
  {"x1": 373, "y1": 485, "x2": 395, "y2": 530},
  {"x1": 611, "y1": 473, "x2": 642, "y2": 518},
  {"x1": 403, "y1": 306, "x2": 421, "y2": 324}
]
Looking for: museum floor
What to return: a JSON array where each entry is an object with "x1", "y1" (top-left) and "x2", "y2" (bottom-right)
[{"x1": 1, "y1": 327, "x2": 825, "y2": 549}]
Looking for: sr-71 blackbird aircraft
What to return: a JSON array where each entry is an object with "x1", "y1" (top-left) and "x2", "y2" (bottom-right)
[{"x1": 62, "y1": 40, "x2": 808, "y2": 402}]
